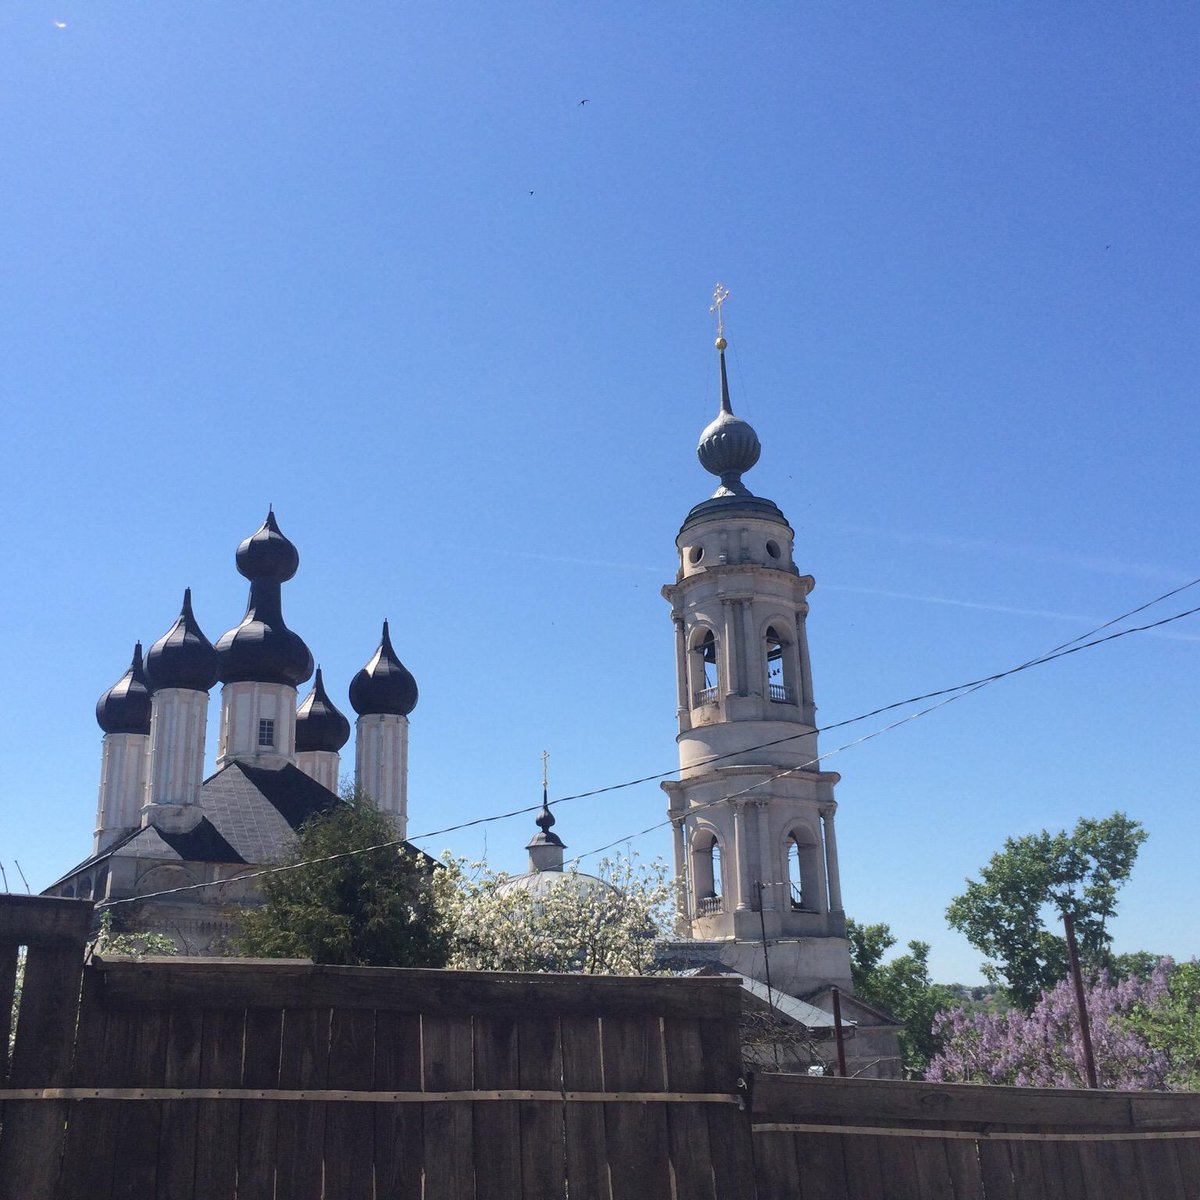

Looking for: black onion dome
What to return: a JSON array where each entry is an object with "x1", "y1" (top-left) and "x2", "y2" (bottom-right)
[
  {"x1": 96, "y1": 642, "x2": 153, "y2": 735},
  {"x1": 216, "y1": 511, "x2": 314, "y2": 688},
  {"x1": 696, "y1": 348, "x2": 761, "y2": 496},
  {"x1": 296, "y1": 667, "x2": 351, "y2": 753},
  {"x1": 236, "y1": 508, "x2": 299, "y2": 583},
  {"x1": 349, "y1": 620, "x2": 418, "y2": 716},
  {"x1": 145, "y1": 589, "x2": 220, "y2": 692}
]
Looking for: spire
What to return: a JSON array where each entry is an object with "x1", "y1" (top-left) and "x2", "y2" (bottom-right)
[
  {"x1": 145, "y1": 589, "x2": 220, "y2": 692},
  {"x1": 527, "y1": 750, "x2": 565, "y2": 871},
  {"x1": 349, "y1": 619, "x2": 419, "y2": 717},
  {"x1": 696, "y1": 284, "x2": 761, "y2": 497}
]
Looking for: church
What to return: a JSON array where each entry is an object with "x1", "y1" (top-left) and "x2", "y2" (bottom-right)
[
  {"x1": 43, "y1": 511, "x2": 423, "y2": 953},
  {"x1": 44, "y1": 303, "x2": 902, "y2": 1072}
]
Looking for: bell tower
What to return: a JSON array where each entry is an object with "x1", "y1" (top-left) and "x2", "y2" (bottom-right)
[{"x1": 661, "y1": 288, "x2": 851, "y2": 995}]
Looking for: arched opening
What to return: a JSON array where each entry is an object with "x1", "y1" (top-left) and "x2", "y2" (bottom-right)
[
  {"x1": 691, "y1": 830, "x2": 723, "y2": 915},
  {"x1": 764, "y1": 624, "x2": 797, "y2": 704},
  {"x1": 786, "y1": 827, "x2": 822, "y2": 911},
  {"x1": 95, "y1": 864, "x2": 110, "y2": 901},
  {"x1": 690, "y1": 628, "x2": 719, "y2": 707}
]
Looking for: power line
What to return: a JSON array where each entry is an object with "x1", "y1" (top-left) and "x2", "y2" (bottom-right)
[{"x1": 105, "y1": 582, "x2": 1200, "y2": 907}]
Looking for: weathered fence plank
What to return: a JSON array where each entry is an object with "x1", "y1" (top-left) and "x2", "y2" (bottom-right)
[
  {"x1": 194, "y1": 1008, "x2": 245, "y2": 1200},
  {"x1": 156, "y1": 1005, "x2": 204, "y2": 1200},
  {"x1": 0, "y1": 897, "x2": 92, "y2": 1200},
  {"x1": 517, "y1": 1014, "x2": 566, "y2": 1200},
  {"x1": 373, "y1": 1010, "x2": 423, "y2": 1200},
  {"x1": 274, "y1": 1007, "x2": 330, "y2": 1200},
  {"x1": 561, "y1": 1014, "x2": 610, "y2": 1200},
  {"x1": 422, "y1": 1013, "x2": 475, "y2": 1200},
  {"x1": 324, "y1": 1008, "x2": 376, "y2": 1199},
  {"x1": 236, "y1": 1007, "x2": 284, "y2": 1200},
  {"x1": 472, "y1": 1012, "x2": 522, "y2": 1200},
  {"x1": 109, "y1": 1008, "x2": 171, "y2": 1199},
  {"x1": 662, "y1": 1016, "x2": 718, "y2": 1200}
]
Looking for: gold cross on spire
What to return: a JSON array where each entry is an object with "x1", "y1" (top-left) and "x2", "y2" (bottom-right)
[
  {"x1": 710, "y1": 282, "x2": 730, "y2": 343},
  {"x1": 541, "y1": 750, "x2": 549, "y2": 791}
]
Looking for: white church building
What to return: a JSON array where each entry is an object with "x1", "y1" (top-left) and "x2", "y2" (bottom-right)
[{"x1": 43, "y1": 511, "x2": 422, "y2": 953}]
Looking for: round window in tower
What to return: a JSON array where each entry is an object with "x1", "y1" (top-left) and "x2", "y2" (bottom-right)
[
  {"x1": 688, "y1": 546, "x2": 704, "y2": 565},
  {"x1": 766, "y1": 540, "x2": 781, "y2": 559}
]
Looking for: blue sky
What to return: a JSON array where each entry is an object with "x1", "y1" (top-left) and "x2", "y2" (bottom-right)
[{"x1": 1, "y1": 3, "x2": 1196, "y2": 983}]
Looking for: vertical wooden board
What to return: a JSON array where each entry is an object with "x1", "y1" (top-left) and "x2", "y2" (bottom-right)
[
  {"x1": 941, "y1": 1138, "x2": 986, "y2": 1200},
  {"x1": 794, "y1": 1131, "x2": 852, "y2": 1200},
  {"x1": 1033, "y1": 1140, "x2": 1070, "y2": 1200},
  {"x1": 839, "y1": 1133, "x2": 887, "y2": 1199},
  {"x1": 661, "y1": 1017, "x2": 716, "y2": 1200},
  {"x1": 699, "y1": 1017, "x2": 755, "y2": 1200},
  {"x1": 600, "y1": 1013, "x2": 672, "y2": 1200},
  {"x1": 0, "y1": 942, "x2": 85, "y2": 1200},
  {"x1": 517, "y1": 1015, "x2": 565, "y2": 1200},
  {"x1": 977, "y1": 1140, "x2": 1019, "y2": 1200},
  {"x1": 193, "y1": 1008, "x2": 245, "y2": 1200},
  {"x1": 56, "y1": 986, "x2": 117, "y2": 1200},
  {"x1": 908, "y1": 1138, "x2": 958, "y2": 1200},
  {"x1": 1075, "y1": 1140, "x2": 1112, "y2": 1200},
  {"x1": 1135, "y1": 1139, "x2": 1188, "y2": 1200},
  {"x1": 422, "y1": 1013, "x2": 475, "y2": 1200},
  {"x1": 1166, "y1": 1137, "x2": 1200, "y2": 1200},
  {"x1": 1099, "y1": 1136, "x2": 1150, "y2": 1200},
  {"x1": 751, "y1": 1130, "x2": 803, "y2": 1200},
  {"x1": 1044, "y1": 1140, "x2": 1086, "y2": 1200},
  {"x1": 324, "y1": 1009, "x2": 377, "y2": 1200},
  {"x1": 275, "y1": 1008, "x2": 331, "y2": 1200},
  {"x1": 1006, "y1": 1137, "x2": 1049, "y2": 1198},
  {"x1": 373, "y1": 1010, "x2": 423, "y2": 1200},
  {"x1": 236, "y1": 1008, "x2": 283, "y2": 1200},
  {"x1": 561, "y1": 1014, "x2": 610, "y2": 1200},
  {"x1": 109, "y1": 1009, "x2": 171, "y2": 1199},
  {"x1": 472, "y1": 1013, "x2": 522, "y2": 1200},
  {"x1": 872, "y1": 1136, "x2": 925, "y2": 1200},
  {"x1": 157, "y1": 1006, "x2": 204, "y2": 1200}
]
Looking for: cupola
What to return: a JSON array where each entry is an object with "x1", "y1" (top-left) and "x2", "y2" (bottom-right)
[
  {"x1": 349, "y1": 620, "x2": 418, "y2": 716},
  {"x1": 145, "y1": 589, "x2": 219, "y2": 692},
  {"x1": 216, "y1": 510, "x2": 314, "y2": 688},
  {"x1": 96, "y1": 642, "x2": 153, "y2": 735},
  {"x1": 296, "y1": 667, "x2": 351, "y2": 753}
]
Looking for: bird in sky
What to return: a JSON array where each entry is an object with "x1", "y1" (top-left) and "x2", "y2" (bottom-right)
[
  {"x1": 579, "y1": 99, "x2": 590, "y2": 106},
  {"x1": 53, "y1": 19, "x2": 67, "y2": 28}
]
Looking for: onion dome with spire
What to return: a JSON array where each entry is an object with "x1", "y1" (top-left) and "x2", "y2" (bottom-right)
[
  {"x1": 145, "y1": 589, "x2": 220, "y2": 692},
  {"x1": 296, "y1": 667, "x2": 351, "y2": 753},
  {"x1": 681, "y1": 289, "x2": 788, "y2": 534},
  {"x1": 216, "y1": 510, "x2": 314, "y2": 688},
  {"x1": 349, "y1": 620, "x2": 418, "y2": 717},
  {"x1": 96, "y1": 642, "x2": 153, "y2": 734}
]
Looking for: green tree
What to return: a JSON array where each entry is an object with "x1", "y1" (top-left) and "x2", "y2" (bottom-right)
[
  {"x1": 847, "y1": 919, "x2": 957, "y2": 1077},
  {"x1": 234, "y1": 795, "x2": 450, "y2": 967},
  {"x1": 946, "y1": 812, "x2": 1147, "y2": 1009},
  {"x1": 1123, "y1": 960, "x2": 1200, "y2": 1090}
]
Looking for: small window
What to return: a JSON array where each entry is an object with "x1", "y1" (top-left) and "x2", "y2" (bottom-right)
[
  {"x1": 258, "y1": 718, "x2": 275, "y2": 748},
  {"x1": 766, "y1": 539, "x2": 780, "y2": 559},
  {"x1": 688, "y1": 545, "x2": 704, "y2": 565}
]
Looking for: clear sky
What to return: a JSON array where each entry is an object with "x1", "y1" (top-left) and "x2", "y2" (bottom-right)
[{"x1": 1, "y1": 3, "x2": 1196, "y2": 984}]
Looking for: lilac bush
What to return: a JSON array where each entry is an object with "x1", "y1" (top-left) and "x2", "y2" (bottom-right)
[{"x1": 927, "y1": 963, "x2": 1174, "y2": 1089}]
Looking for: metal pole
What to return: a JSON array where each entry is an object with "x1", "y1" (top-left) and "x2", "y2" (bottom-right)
[
  {"x1": 756, "y1": 882, "x2": 781, "y2": 1069},
  {"x1": 831, "y1": 986, "x2": 847, "y2": 1078},
  {"x1": 1063, "y1": 911, "x2": 1099, "y2": 1089}
]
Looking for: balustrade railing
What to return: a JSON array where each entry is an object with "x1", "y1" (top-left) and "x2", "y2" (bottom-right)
[
  {"x1": 692, "y1": 686, "x2": 719, "y2": 708},
  {"x1": 696, "y1": 895, "x2": 723, "y2": 916},
  {"x1": 769, "y1": 683, "x2": 796, "y2": 703}
]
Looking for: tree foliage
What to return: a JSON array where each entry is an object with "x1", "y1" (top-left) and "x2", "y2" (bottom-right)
[
  {"x1": 444, "y1": 854, "x2": 671, "y2": 975},
  {"x1": 927, "y1": 960, "x2": 1200, "y2": 1091},
  {"x1": 945, "y1": 812, "x2": 1147, "y2": 1009},
  {"x1": 847, "y1": 919, "x2": 957, "y2": 1076},
  {"x1": 234, "y1": 796, "x2": 451, "y2": 968}
]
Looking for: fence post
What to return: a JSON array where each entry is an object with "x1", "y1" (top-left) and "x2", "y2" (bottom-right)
[{"x1": 0, "y1": 895, "x2": 94, "y2": 1200}]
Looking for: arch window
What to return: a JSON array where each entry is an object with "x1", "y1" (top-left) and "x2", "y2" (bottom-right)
[
  {"x1": 691, "y1": 830, "x2": 723, "y2": 916},
  {"x1": 690, "y1": 629, "x2": 720, "y2": 707},
  {"x1": 764, "y1": 624, "x2": 797, "y2": 704},
  {"x1": 786, "y1": 827, "x2": 822, "y2": 912}
]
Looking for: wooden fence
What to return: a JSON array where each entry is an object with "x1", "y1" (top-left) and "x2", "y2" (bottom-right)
[{"x1": 3, "y1": 894, "x2": 1200, "y2": 1199}]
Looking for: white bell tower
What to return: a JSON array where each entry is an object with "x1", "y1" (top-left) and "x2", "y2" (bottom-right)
[{"x1": 661, "y1": 289, "x2": 851, "y2": 995}]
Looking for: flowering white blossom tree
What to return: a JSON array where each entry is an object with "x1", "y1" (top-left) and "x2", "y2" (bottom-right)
[{"x1": 440, "y1": 853, "x2": 672, "y2": 976}]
